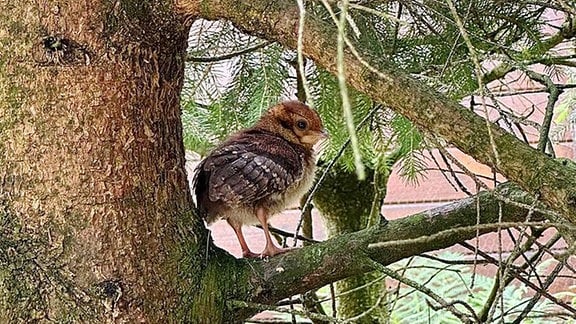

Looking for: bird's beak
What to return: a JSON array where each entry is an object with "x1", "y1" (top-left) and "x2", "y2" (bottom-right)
[
  {"x1": 301, "y1": 129, "x2": 329, "y2": 146},
  {"x1": 312, "y1": 129, "x2": 329, "y2": 143}
]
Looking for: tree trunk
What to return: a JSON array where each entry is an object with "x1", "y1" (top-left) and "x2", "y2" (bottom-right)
[
  {"x1": 314, "y1": 169, "x2": 389, "y2": 322},
  {"x1": 0, "y1": 1, "x2": 204, "y2": 321}
]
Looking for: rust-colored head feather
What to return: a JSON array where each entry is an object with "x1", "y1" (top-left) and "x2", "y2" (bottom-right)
[{"x1": 255, "y1": 101, "x2": 327, "y2": 149}]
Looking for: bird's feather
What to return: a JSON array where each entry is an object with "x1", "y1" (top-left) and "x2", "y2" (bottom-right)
[
  {"x1": 195, "y1": 130, "x2": 306, "y2": 207},
  {"x1": 192, "y1": 101, "x2": 326, "y2": 257}
]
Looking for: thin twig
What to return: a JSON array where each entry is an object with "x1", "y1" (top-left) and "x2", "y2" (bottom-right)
[
  {"x1": 389, "y1": 256, "x2": 415, "y2": 314},
  {"x1": 256, "y1": 224, "x2": 320, "y2": 243},
  {"x1": 478, "y1": 226, "x2": 539, "y2": 321},
  {"x1": 329, "y1": 283, "x2": 336, "y2": 318},
  {"x1": 524, "y1": 70, "x2": 562, "y2": 153},
  {"x1": 430, "y1": 136, "x2": 491, "y2": 192},
  {"x1": 427, "y1": 149, "x2": 461, "y2": 192},
  {"x1": 436, "y1": 146, "x2": 475, "y2": 196},
  {"x1": 490, "y1": 83, "x2": 576, "y2": 97},
  {"x1": 348, "y1": 3, "x2": 407, "y2": 25},
  {"x1": 485, "y1": 193, "x2": 540, "y2": 321},
  {"x1": 459, "y1": 241, "x2": 576, "y2": 315},
  {"x1": 369, "y1": 260, "x2": 477, "y2": 323},
  {"x1": 445, "y1": 0, "x2": 501, "y2": 169},
  {"x1": 341, "y1": 293, "x2": 384, "y2": 323},
  {"x1": 336, "y1": 0, "x2": 365, "y2": 180},
  {"x1": 510, "y1": 260, "x2": 567, "y2": 323},
  {"x1": 419, "y1": 253, "x2": 492, "y2": 265},
  {"x1": 368, "y1": 222, "x2": 572, "y2": 249},
  {"x1": 186, "y1": 41, "x2": 273, "y2": 62},
  {"x1": 481, "y1": 16, "x2": 576, "y2": 84},
  {"x1": 316, "y1": 275, "x2": 386, "y2": 304},
  {"x1": 296, "y1": 0, "x2": 314, "y2": 107},
  {"x1": 320, "y1": 1, "x2": 393, "y2": 82}
]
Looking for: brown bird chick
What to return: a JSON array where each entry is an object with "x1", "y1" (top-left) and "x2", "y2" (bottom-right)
[{"x1": 194, "y1": 101, "x2": 327, "y2": 258}]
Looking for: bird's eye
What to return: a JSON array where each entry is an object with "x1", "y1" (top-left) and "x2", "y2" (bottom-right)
[{"x1": 296, "y1": 120, "x2": 308, "y2": 130}]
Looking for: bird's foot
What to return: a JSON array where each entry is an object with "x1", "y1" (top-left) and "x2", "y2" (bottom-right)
[{"x1": 260, "y1": 245, "x2": 292, "y2": 258}]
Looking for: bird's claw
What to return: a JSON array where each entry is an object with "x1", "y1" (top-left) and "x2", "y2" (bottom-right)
[{"x1": 259, "y1": 246, "x2": 292, "y2": 259}]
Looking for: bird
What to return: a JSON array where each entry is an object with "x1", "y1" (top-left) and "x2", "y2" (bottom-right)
[{"x1": 193, "y1": 101, "x2": 327, "y2": 258}]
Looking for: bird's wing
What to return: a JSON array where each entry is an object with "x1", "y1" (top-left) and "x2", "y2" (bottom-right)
[{"x1": 200, "y1": 138, "x2": 303, "y2": 205}]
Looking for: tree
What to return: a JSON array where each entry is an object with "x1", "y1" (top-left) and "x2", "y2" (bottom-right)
[{"x1": 1, "y1": 0, "x2": 575, "y2": 323}]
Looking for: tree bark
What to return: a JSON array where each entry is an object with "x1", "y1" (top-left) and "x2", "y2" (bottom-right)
[{"x1": 0, "y1": 1, "x2": 199, "y2": 321}]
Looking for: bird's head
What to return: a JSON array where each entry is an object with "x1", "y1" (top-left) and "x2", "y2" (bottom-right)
[{"x1": 257, "y1": 101, "x2": 328, "y2": 149}]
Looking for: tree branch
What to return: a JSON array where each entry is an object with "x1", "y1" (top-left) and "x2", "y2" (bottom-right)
[
  {"x1": 228, "y1": 183, "x2": 550, "y2": 320},
  {"x1": 481, "y1": 16, "x2": 576, "y2": 84},
  {"x1": 185, "y1": 41, "x2": 273, "y2": 62},
  {"x1": 524, "y1": 69, "x2": 562, "y2": 153},
  {"x1": 180, "y1": 0, "x2": 576, "y2": 224}
]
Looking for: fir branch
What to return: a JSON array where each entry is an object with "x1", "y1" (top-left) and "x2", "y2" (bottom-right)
[
  {"x1": 481, "y1": 16, "x2": 576, "y2": 84},
  {"x1": 186, "y1": 41, "x2": 273, "y2": 62}
]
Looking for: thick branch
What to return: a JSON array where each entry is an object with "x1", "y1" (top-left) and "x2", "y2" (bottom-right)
[
  {"x1": 228, "y1": 183, "x2": 548, "y2": 319},
  {"x1": 180, "y1": 0, "x2": 576, "y2": 223}
]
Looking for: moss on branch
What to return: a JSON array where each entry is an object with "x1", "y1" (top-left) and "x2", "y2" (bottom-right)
[{"x1": 234, "y1": 183, "x2": 548, "y2": 321}]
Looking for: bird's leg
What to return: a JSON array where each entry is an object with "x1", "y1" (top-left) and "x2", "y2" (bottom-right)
[
  {"x1": 256, "y1": 207, "x2": 289, "y2": 257},
  {"x1": 226, "y1": 219, "x2": 259, "y2": 258}
]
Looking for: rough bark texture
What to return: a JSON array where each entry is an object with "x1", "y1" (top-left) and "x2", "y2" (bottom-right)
[
  {"x1": 314, "y1": 169, "x2": 389, "y2": 322},
  {"x1": 181, "y1": 0, "x2": 576, "y2": 225},
  {"x1": 0, "y1": 1, "x2": 199, "y2": 321}
]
